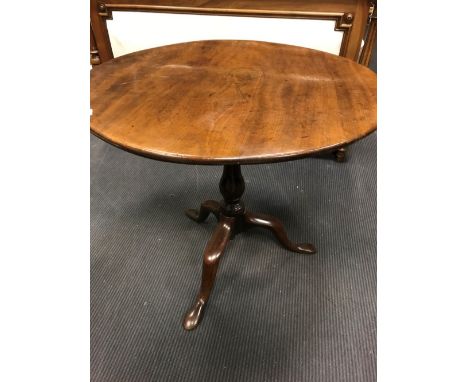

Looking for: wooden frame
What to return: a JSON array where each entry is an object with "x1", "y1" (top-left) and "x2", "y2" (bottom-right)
[
  {"x1": 90, "y1": 0, "x2": 375, "y2": 65},
  {"x1": 359, "y1": 1, "x2": 376, "y2": 66}
]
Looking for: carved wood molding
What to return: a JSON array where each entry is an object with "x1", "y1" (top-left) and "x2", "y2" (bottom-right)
[
  {"x1": 359, "y1": 2, "x2": 376, "y2": 66},
  {"x1": 90, "y1": 24, "x2": 102, "y2": 65},
  {"x1": 97, "y1": 2, "x2": 113, "y2": 20},
  {"x1": 90, "y1": 49, "x2": 101, "y2": 65},
  {"x1": 338, "y1": 12, "x2": 354, "y2": 28},
  {"x1": 95, "y1": 4, "x2": 355, "y2": 57},
  {"x1": 335, "y1": 12, "x2": 354, "y2": 56}
]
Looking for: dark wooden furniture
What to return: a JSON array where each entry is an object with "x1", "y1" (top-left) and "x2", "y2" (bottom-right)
[
  {"x1": 91, "y1": 40, "x2": 377, "y2": 330},
  {"x1": 90, "y1": 0, "x2": 377, "y2": 161},
  {"x1": 359, "y1": 1, "x2": 376, "y2": 67}
]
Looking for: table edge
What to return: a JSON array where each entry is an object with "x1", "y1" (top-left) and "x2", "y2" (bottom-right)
[{"x1": 90, "y1": 125, "x2": 376, "y2": 165}]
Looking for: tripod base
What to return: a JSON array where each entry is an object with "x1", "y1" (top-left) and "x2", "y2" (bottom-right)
[{"x1": 182, "y1": 165, "x2": 316, "y2": 331}]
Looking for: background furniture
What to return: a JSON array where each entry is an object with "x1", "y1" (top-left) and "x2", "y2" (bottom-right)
[{"x1": 90, "y1": 0, "x2": 377, "y2": 161}]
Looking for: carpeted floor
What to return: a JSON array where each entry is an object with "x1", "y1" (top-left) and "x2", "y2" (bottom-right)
[{"x1": 91, "y1": 130, "x2": 376, "y2": 382}]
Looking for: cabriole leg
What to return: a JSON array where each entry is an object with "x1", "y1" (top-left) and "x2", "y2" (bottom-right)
[
  {"x1": 183, "y1": 216, "x2": 234, "y2": 330},
  {"x1": 183, "y1": 165, "x2": 316, "y2": 330},
  {"x1": 244, "y1": 211, "x2": 316, "y2": 254},
  {"x1": 185, "y1": 200, "x2": 221, "y2": 222}
]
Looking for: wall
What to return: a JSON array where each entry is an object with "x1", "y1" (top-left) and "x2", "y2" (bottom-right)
[{"x1": 107, "y1": 12, "x2": 344, "y2": 57}]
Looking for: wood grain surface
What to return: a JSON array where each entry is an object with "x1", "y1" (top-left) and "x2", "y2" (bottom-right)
[
  {"x1": 101, "y1": 0, "x2": 362, "y2": 12},
  {"x1": 90, "y1": 40, "x2": 376, "y2": 164}
]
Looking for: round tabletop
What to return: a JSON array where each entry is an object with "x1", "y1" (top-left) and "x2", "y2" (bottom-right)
[{"x1": 91, "y1": 40, "x2": 376, "y2": 165}]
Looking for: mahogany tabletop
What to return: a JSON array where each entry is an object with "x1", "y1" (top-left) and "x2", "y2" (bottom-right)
[{"x1": 90, "y1": 40, "x2": 376, "y2": 165}]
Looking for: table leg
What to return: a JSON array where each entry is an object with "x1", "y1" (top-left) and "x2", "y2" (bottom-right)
[
  {"x1": 244, "y1": 211, "x2": 316, "y2": 254},
  {"x1": 334, "y1": 147, "x2": 347, "y2": 162},
  {"x1": 183, "y1": 215, "x2": 234, "y2": 331},
  {"x1": 185, "y1": 200, "x2": 221, "y2": 222},
  {"x1": 183, "y1": 164, "x2": 316, "y2": 330}
]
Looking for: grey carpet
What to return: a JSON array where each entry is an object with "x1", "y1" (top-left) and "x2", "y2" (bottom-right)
[{"x1": 91, "y1": 131, "x2": 376, "y2": 382}]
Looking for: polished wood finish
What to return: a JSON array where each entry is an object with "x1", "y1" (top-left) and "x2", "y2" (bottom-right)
[
  {"x1": 90, "y1": 40, "x2": 376, "y2": 330},
  {"x1": 91, "y1": 40, "x2": 376, "y2": 165},
  {"x1": 90, "y1": 24, "x2": 101, "y2": 66},
  {"x1": 334, "y1": 147, "x2": 348, "y2": 162},
  {"x1": 244, "y1": 211, "x2": 316, "y2": 254},
  {"x1": 183, "y1": 165, "x2": 316, "y2": 330},
  {"x1": 91, "y1": 0, "x2": 114, "y2": 62},
  {"x1": 183, "y1": 213, "x2": 234, "y2": 330},
  {"x1": 90, "y1": 0, "x2": 376, "y2": 162},
  {"x1": 359, "y1": 2, "x2": 376, "y2": 66},
  {"x1": 186, "y1": 200, "x2": 221, "y2": 222}
]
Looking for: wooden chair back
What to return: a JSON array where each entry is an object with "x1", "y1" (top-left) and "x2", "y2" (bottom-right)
[{"x1": 90, "y1": 0, "x2": 376, "y2": 66}]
